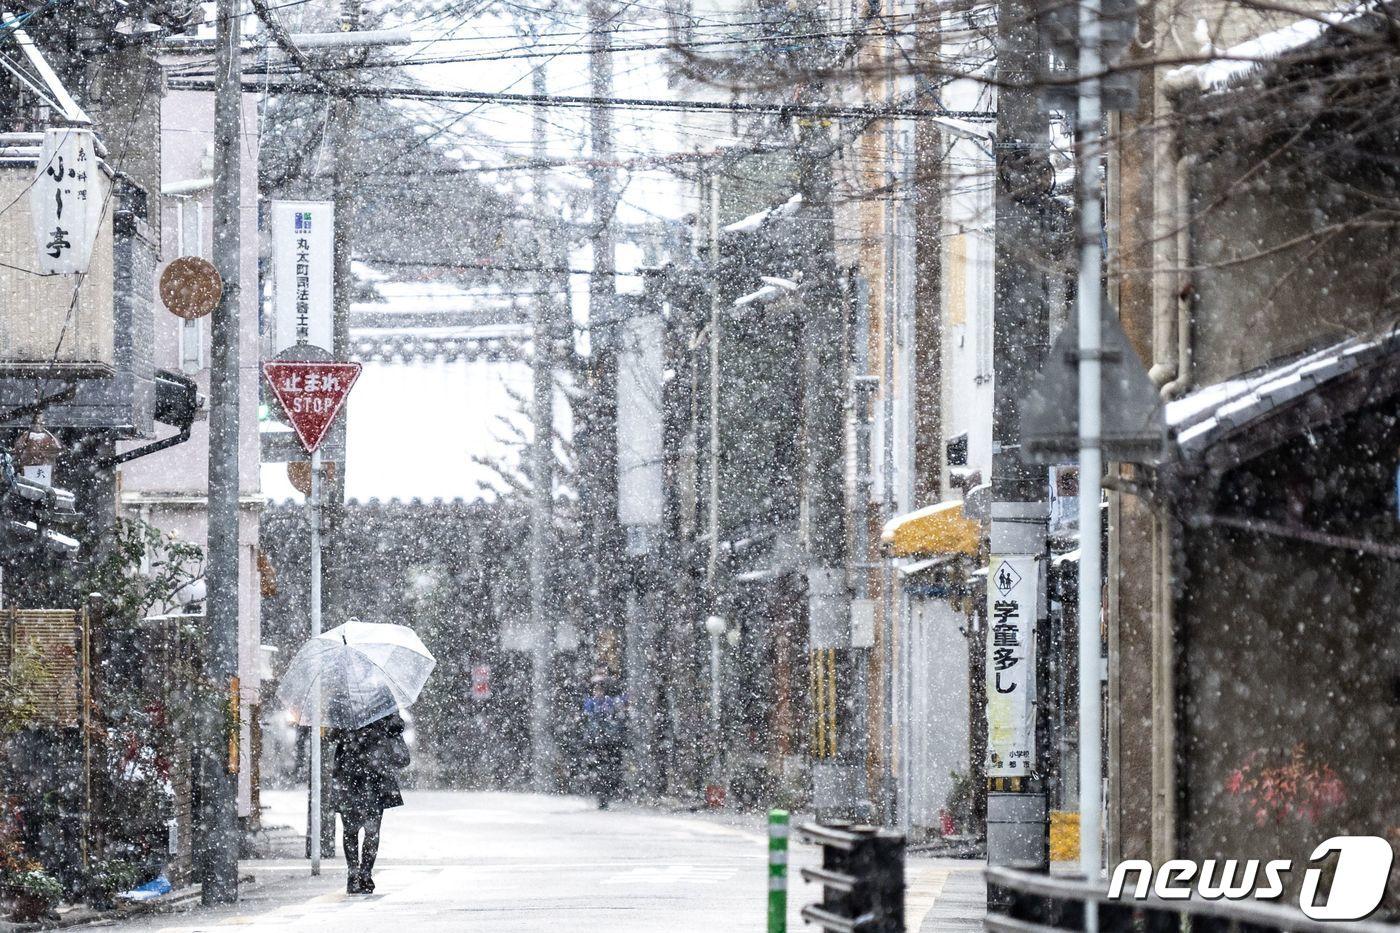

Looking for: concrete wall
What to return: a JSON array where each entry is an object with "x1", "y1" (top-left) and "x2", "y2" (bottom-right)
[
  {"x1": 1176, "y1": 400, "x2": 1400, "y2": 907},
  {"x1": 1181, "y1": 526, "x2": 1400, "y2": 905},
  {"x1": 1188, "y1": 141, "x2": 1398, "y2": 387}
]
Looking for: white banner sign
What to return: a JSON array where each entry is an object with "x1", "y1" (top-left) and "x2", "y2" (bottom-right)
[
  {"x1": 31, "y1": 128, "x2": 100, "y2": 275},
  {"x1": 617, "y1": 312, "x2": 664, "y2": 530},
  {"x1": 271, "y1": 200, "x2": 333, "y2": 354},
  {"x1": 987, "y1": 554, "x2": 1037, "y2": 777}
]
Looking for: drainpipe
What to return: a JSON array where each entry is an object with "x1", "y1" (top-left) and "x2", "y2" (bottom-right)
[
  {"x1": 1160, "y1": 153, "x2": 1197, "y2": 400},
  {"x1": 1144, "y1": 92, "x2": 1194, "y2": 865},
  {"x1": 1146, "y1": 128, "x2": 1179, "y2": 389},
  {"x1": 1147, "y1": 92, "x2": 1197, "y2": 402},
  {"x1": 1149, "y1": 510, "x2": 1178, "y2": 862}
]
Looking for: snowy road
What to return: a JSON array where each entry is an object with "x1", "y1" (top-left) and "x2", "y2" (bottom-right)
[{"x1": 101, "y1": 790, "x2": 984, "y2": 932}]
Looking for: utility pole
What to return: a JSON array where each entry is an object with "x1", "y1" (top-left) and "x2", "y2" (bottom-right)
[
  {"x1": 586, "y1": 0, "x2": 622, "y2": 688},
  {"x1": 528, "y1": 62, "x2": 559, "y2": 792},
  {"x1": 323, "y1": 0, "x2": 360, "y2": 684},
  {"x1": 880, "y1": 25, "x2": 899, "y2": 830},
  {"x1": 796, "y1": 118, "x2": 859, "y2": 820},
  {"x1": 701, "y1": 175, "x2": 723, "y2": 791},
  {"x1": 987, "y1": 0, "x2": 1053, "y2": 873},
  {"x1": 199, "y1": 0, "x2": 242, "y2": 902}
]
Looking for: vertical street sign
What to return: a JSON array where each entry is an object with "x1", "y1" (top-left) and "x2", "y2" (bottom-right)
[
  {"x1": 987, "y1": 554, "x2": 1038, "y2": 777},
  {"x1": 262, "y1": 359, "x2": 359, "y2": 878},
  {"x1": 31, "y1": 127, "x2": 100, "y2": 275},
  {"x1": 270, "y1": 201, "x2": 334, "y2": 355}
]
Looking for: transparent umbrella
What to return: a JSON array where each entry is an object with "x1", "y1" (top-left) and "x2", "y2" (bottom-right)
[{"x1": 277, "y1": 619, "x2": 436, "y2": 729}]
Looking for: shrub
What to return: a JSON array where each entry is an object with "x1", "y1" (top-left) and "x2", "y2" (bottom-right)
[{"x1": 11, "y1": 869, "x2": 62, "y2": 902}]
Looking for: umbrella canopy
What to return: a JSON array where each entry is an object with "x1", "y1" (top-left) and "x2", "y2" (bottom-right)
[{"x1": 277, "y1": 620, "x2": 436, "y2": 729}]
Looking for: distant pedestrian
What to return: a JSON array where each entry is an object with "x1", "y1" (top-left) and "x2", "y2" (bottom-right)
[
  {"x1": 332, "y1": 711, "x2": 410, "y2": 894},
  {"x1": 582, "y1": 672, "x2": 626, "y2": 809}
]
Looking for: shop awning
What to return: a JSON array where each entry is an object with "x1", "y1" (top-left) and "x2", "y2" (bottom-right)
[
  {"x1": 897, "y1": 555, "x2": 956, "y2": 577},
  {"x1": 881, "y1": 500, "x2": 981, "y2": 558}
]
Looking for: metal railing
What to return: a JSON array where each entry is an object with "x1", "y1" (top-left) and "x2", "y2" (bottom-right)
[
  {"x1": 797, "y1": 822, "x2": 904, "y2": 933},
  {"x1": 986, "y1": 866, "x2": 1398, "y2": 933}
]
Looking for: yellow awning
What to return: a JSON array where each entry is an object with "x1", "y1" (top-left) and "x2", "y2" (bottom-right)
[{"x1": 881, "y1": 499, "x2": 981, "y2": 558}]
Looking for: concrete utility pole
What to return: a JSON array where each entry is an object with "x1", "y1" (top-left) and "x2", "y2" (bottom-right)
[
  {"x1": 199, "y1": 0, "x2": 242, "y2": 902},
  {"x1": 987, "y1": 0, "x2": 1053, "y2": 872},
  {"x1": 880, "y1": 26, "x2": 900, "y2": 829},
  {"x1": 703, "y1": 176, "x2": 723, "y2": 786},
  {"x1": 585, "y1": 0, "x2": 622, "y2": 687},
  {"x1": 796, "y1": 119, "x2": 859, "y2": 820},
  {"x1": 527, "y1": 62, "x2": 559, "y2": 793},
  {"x1": 323, "y1": 0, "x2": 362, "y2": 613}
]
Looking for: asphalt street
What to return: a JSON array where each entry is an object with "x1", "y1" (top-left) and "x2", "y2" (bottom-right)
[{"x1": 99, "y1": 790, "x2": 985, "y2": 931}]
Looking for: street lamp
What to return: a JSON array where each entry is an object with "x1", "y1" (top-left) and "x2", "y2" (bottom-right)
[
  {"x1": 703, "y1": 614, "x2": 727, "y2": 808},
  {"x1": 704, "y1": 614, "x2": 726, "y2": 731},
  {"x1": 13, "y1": 417, "x2": 62, "y2": 487}
]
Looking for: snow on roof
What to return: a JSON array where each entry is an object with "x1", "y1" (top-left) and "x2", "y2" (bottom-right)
[
  {"x1": 352, "y1": 260, "x2": 390, "y2": 283},
  {"x1": 733, "y1": 285, "x2": 784, "y2": 308},
  {"x1": 723, "y1": 194, "x2": 803, "y2": 234},
  {"x1": 1165, "y1": 5, "x2": 1368, "y2": 93},
  {"x1": 931, "y1": 116, "x2": 993, "y2": 141},
  {"x1": 1166, "y1": 329, "x2": 1400, "y2": 456},
  {"x1": 733, "y1": 276, "x2": 798, "y2": 309}
]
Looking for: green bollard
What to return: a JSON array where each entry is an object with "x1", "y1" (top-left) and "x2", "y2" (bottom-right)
[{"x1": 768, "y1": 809, "x2": 789, "y2": 933}]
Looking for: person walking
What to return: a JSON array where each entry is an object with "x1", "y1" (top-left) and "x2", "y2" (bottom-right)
[
  {"x1": 331, "y1": 711, "x2": 410, "y2": 893},
  {"x1": 582, "y1": 671, "x2": 626, "y2": 809}
]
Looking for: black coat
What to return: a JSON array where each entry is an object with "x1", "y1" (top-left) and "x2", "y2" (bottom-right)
[{"x1": 332, "y1": 715, "x2": 409, "y2": 822}]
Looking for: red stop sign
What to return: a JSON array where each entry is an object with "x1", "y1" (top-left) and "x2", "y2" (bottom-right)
[{"x1": 263, "y1": 361, "x2": 362, "y2": 453}]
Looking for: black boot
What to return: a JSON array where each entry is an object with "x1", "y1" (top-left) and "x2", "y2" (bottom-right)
[
  {"x1": 359, "y1": 871, "x2": 375, "y2": 894},
  {"x1": 346, "y1": 849, "x2": 362, "y2": 893}
]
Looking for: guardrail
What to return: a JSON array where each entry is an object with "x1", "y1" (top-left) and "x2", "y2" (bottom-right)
[
  {"x1": 986, "y1": 866, "x2": 1397, "y2": 932},
  {"x1": 797, "y1": 822, "x2": 904, "y2": 933}
]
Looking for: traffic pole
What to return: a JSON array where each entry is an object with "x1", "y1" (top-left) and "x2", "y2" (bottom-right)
[
  {"x1": 1076, "y1": 0, "x2": 1105, "y2": 922},
  {"x1": 263, "y1": 360, "x2": 360, "y2": 875},
  {"x1": 768, "y1": 809, "x2": 788, "y2": 933},
  {"x1": 309, "y1": 447, "x2": 323, "y2": 876}
]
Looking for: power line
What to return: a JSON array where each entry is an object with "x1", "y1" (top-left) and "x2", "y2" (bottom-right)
[
  {"x1": 167, "y1": 76, "x2": 996, "y2": 120},
  {"x1": 174, "y1": 25, "x2": 920, "y2": 74}
]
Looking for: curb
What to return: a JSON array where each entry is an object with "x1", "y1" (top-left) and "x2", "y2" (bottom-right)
[{"x1": 1, "y1": 874, "x2": 257, "y2": 932}]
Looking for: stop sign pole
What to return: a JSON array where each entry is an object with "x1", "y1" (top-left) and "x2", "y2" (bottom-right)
[{"x1": 263, "y1": 360, "x2": 361, "y2": 876}]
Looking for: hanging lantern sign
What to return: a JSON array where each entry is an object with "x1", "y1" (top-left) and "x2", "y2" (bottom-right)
[{"x1": 13, "y1": 418, "x2": 63, "y2": 487}]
